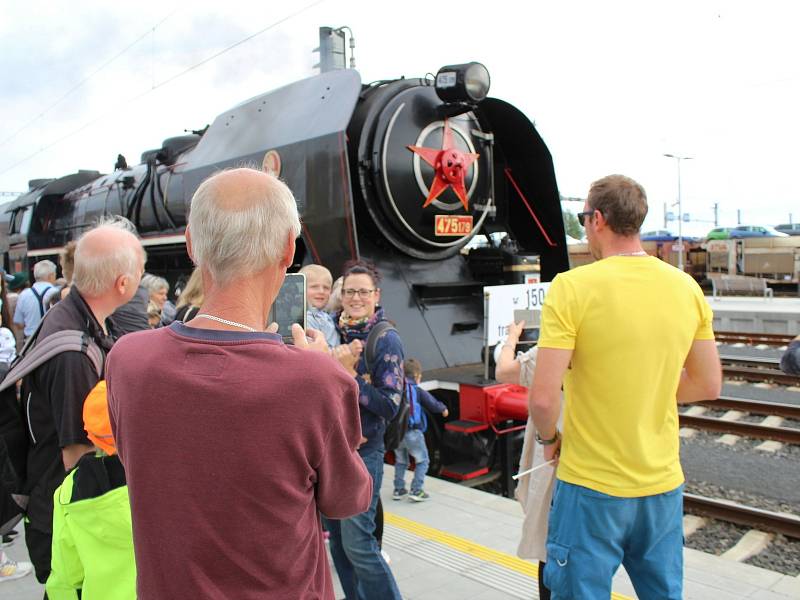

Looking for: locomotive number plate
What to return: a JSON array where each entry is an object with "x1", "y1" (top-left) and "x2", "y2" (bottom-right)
[{"x1": 435, "y1": 215, "x2": 473, "y2": 236}]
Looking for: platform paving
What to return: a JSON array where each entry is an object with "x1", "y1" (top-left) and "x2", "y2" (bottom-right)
[
  {"x1": 708, "y1": 295, "x2": 800, "y2": 334},
  {"x1": 378, "y1": 472, "x2": 800, "y2": 599},
  {"x1": 3, "y1": 466, "x2": 800, "y2": 598}
]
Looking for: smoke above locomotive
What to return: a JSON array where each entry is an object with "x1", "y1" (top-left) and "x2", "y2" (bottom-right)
[{"x1": 2, "y1": 64, "x2": 568, "y2": 370}]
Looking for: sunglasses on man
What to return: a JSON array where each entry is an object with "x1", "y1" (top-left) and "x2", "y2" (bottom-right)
[{"x1": 577, "y1": 209, "x2": 602, "y2": 227}]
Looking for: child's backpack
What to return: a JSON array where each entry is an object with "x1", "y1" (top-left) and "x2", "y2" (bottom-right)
[
  {"x1": 405, "y1": 382, "x2": 424, "y2": 430},
  {"x1": 0, "y1": 320, "x2": 103, "y2": 535},
  {"x1": 363, "y1": 321, "x2": 409, "y2": 453}
]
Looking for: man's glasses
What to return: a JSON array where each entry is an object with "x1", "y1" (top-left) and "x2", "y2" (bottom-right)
[
  {"x1": 342, "y1": 288, "x2": 376, "y2": 299},
  {"x1": 577, "y1": 209, "x2": 599, "y2": 227}
]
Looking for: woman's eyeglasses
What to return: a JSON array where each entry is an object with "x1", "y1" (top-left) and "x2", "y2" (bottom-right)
[{"x1": 342, "y1": 288, "x2": 376, "y2": 299}]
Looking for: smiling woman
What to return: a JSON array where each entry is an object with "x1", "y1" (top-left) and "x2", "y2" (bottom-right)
[{"x1": 323, "y1": 259, "x2": 405, "y2": 599}]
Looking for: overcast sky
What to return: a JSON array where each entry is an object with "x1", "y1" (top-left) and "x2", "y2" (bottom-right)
[{"x1": 1, "y1": 0, "x2": 798, "y2": 236}]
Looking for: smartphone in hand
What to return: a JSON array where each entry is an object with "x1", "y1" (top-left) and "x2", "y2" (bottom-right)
[
  {"x1": 268, "y1": 273, "x2": 307, "y2": 343},
  {"x1": 513, "y1": 309, "x2": 540, "y2": 344}
]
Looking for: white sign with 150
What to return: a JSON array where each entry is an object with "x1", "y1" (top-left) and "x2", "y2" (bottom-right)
[{"x1": 483, "y1": 282, "x2": 550, "y2": 346}]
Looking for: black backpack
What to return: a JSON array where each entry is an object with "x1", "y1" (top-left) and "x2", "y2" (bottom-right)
[
  {"x1": 363, "y1": 321, "x2": 410, "y2": 453},
  {"x1": 0, "y1": 319, "x2": 103, "y2": 535}
]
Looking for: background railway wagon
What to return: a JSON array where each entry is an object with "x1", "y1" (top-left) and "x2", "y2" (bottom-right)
[{"x1": 569, "y1": 236, "x2": 800, "y2": 294}]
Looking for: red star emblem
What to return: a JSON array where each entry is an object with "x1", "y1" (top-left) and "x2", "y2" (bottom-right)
[{"x1": 407, "y1": 119, "x2": 479, "y2": 211}]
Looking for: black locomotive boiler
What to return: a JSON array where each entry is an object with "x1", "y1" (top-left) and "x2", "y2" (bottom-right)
[{"x1": 2, "y1": 63, "x2": 568, "y2": 490}]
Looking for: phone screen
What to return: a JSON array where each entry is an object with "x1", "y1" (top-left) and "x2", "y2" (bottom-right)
[
  {"x1": 267, "y1": 273, "x2": 307, "y2": 342},
  {"x1": 513, "y1": 309, "x2": 540, "y2": 344}
]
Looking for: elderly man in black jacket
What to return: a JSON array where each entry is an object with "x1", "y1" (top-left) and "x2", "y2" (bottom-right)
[{"x1": 21, "y1": 217, "x2": 144, "y2": 584}]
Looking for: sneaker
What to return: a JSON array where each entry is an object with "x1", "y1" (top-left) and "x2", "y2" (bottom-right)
[
  {"x1": 0, "y1": 551, "x2": 33, "y2": 582},
  {"x1": 392, "y1": 488, "x2": 408, "y2": 501},
  {"x1": 409, "y1": 489, "x2": 430, "y2": 502}
]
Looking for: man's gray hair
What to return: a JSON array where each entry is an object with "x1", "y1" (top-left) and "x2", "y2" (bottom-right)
[
  {"x1": 33, "y1": 260, "x2": 57, "y2": 281},
  {"x1": 72, "y1": 216, "x2": 144, "y2": 297},
  {"x1": 189, "y1": 169, "x2": 301, "y2": 285},
  {"x1": 140, "y1": 273, "x2": 169, "y2": 294}
]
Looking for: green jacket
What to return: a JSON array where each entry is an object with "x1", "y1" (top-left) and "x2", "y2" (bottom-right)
[{"x1": 46, "y1": 454, "x2": 135, "y2": 600}]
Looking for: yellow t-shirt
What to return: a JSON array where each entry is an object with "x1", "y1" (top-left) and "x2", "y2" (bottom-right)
[{"x1": 538, "y1": 256, "x2": 714, "y2": 497}]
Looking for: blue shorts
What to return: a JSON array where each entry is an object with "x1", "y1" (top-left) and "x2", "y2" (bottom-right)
[{"x1": 544, "y1": 480, "x2": 684, "y2": 600}]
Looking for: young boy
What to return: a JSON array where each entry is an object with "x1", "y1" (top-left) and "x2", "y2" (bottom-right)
[
  {"x1": 393, "y1": 358, "x2": 448, "y2": 502},
  {"x1": 299, "y1": 264, "x2": 340, "y2": 348},
  {"x1": 46, "y1": 381, "x2": 135, "y2": 599}
]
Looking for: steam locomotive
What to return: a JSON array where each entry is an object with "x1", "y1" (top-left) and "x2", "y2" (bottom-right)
[
  {"x1": 2, "y1": 62, "x2": 568, "y2": 368},
  {"x1": 2, "y1": 61, "x2": 569, "y2": 492}
]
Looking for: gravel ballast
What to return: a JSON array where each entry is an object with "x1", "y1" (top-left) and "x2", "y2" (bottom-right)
[{"x1": 745, "y1": 534, "x2": 800, "y2": 576}]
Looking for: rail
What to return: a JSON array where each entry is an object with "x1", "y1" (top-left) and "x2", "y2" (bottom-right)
[
  {"x1": 716, "y1": 331, "x2": 794, "y2": 346},
  {"x1": 684, "y1": 493, "x2": 800, "y2": 540},
  {"x1": 719, "y1": 355, "x2": 780, "y2": 369},
  {"x1": 721, "y1": 365, "x2": 800, "y2": 386},
  {"x1": 678, "y1": 414, "x2": 800, "y2": 444},
  {"x1": 699, "y1": 396, "x2": 800, "y2": 420}
]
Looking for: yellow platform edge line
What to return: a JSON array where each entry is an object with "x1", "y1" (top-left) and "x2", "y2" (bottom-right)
[{"x1": 385, "y1": 511, "x2": 633, "y2": 600}]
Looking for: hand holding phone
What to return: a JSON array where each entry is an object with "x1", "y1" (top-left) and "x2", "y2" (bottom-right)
[
  {"x1": 295, "y1": 326, "x2": 329, "y2": 353},
  {"x1": 506, "y1": 320, "x2": 525, "y2": 344}
]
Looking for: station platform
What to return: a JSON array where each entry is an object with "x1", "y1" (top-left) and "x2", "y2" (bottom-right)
[
  {"x1": 707, "y1": 295, "x2": 800, "y2": 334},
  {"x1": 371, "y1": 472, "x2": 800, "y2": 599},
  {"x1": 4, "y1": 467, "x2": 800, "y2": 599}
]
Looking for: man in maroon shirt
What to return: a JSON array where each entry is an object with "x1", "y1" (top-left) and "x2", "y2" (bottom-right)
[{"x1": 107, "y1": 168, "x2": 372, "y2": 599}]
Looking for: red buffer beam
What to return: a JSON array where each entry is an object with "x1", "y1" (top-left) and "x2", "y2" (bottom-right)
[{"x1": 488, "y1": 386, "x2": 529, "y2": 422}]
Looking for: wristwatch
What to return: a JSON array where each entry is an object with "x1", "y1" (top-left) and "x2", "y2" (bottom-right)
[{"x1": 535, "y1": 430, "x2": 560, "y2": 445}]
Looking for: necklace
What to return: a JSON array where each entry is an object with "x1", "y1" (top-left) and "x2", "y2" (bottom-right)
[
  {"x1": 194, "y1": 313, "x2": 258, "y2": 332},
  {"x1": 610, "y1": 250, "x2": 648, "y2": 257}
]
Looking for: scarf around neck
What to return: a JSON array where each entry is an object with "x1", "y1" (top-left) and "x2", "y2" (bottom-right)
[{"x1": 337, "y1": 307, "x2": 385, "y2": 342}]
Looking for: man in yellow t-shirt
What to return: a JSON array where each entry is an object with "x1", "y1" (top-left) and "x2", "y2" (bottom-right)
[{"x1": 529, "y1": 174, "x2": 721, "y2": 600}]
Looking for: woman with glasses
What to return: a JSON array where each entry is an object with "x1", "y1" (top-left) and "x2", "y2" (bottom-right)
[{"x1": 324, "y1": 260, "x2": 403, "y2": 600}]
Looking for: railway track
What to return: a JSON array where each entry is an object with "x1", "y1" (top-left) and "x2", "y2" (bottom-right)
[
  {"x1": 718, "y1": 353, "x2": 800, "y2": 386},
  {"x1": 716, "y1": 331, "x2": 794, "y2": 347},
  {"x1": 684, "y1": 493, "x2": 800, "y2": 540},
  {"x1": 679, "y1": 395, "x2": 800, "y2": 445},
  {"x1": 720, "y1": 355, "x2": 780, "y2": 369},
  {"x1": 721, "y1": 365, "x2": 799, "y2": 386},
  {"x1": 699, "y1": 396, "x2": 800, "y2": 419},
  {"x1": 679, "y1": 413, "x2": 800, "y2": 445}
]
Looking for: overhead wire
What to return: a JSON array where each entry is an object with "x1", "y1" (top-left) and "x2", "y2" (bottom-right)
[
  {"x1": 0, "y1": 7, "x2": 183, "y2": 148},
  {"x1": 0, "y1": 0, "x2": 325, "y2": 177},
  {"x1": 150, "y1": 0, "x2": 325, "y2": 92}
]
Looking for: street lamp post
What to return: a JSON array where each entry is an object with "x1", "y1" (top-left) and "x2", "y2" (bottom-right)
[{"x1": 663, "y1": 153, "x2": 693, "y2": 271}]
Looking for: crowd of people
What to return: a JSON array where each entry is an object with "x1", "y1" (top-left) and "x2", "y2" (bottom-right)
[
  {"x1": 0, "y1": 167, "x2": 436, "y2": 599},
  {"x1": 1, "y1": 167, "x2": 794, "y2": 599}
]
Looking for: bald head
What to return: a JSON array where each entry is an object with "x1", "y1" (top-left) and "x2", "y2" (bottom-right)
[
  {"x1": 202, "y1": 168, "x2": 276, "y2": 212},
  {"x1": 72, "y1": 218, "x2": 145, "y2": 298},
  {"x1": 188, "y1": 168, "x2": 301, "y2": 286}
]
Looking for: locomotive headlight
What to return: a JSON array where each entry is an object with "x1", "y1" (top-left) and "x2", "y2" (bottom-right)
[{"x1": 435, "y1": 62, "x2": 491, "y2": 104}]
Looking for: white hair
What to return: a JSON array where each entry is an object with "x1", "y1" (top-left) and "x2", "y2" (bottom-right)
[
  {"x1": 72, "y1": 216, "x2": 144, "y2": 297},
  {"x1": 33, "y1": 260, "x2": 57, "y2": 281},
  {"x1": 140, "y1": 273, "x2": 169, "y2": 294},
  {"x1": 188, "y1": 168, "x2": 301, "y2": 286}
]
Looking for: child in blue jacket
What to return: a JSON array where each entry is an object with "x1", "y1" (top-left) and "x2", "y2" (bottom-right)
[{"x1": 392, "y1": 358, "x2": 448, "y2": 501}]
